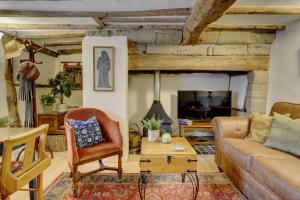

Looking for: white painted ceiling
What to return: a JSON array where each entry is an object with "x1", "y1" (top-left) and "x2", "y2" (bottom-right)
[{"x1": 0, "y1": 0, "x2": 300, "y2": 33}]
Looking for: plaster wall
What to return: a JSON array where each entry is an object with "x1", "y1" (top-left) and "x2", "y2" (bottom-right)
[
  {"x1": 267, "y1": 20, "x2": 300, "y2": 111},
  {"x1": 82, "y1": 36, "x2": 129, "y2": 160}
]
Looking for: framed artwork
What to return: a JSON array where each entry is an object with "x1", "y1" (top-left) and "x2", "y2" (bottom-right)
[{"x1": 93, "y1": 46, "x2": 114, "y2": 91}]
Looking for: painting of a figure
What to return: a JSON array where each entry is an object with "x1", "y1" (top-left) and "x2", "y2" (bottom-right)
[{"x1": 93, "y1": 47, "x2": 114, "y2": 91}]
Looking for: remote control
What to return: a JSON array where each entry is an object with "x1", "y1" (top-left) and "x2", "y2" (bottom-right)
[{"x1": 173, "y1": 145, "x2": 185, "y2": 151}]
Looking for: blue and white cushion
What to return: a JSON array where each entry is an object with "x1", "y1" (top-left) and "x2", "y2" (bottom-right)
[{"x1": 68, "y1": 116, "x2": 105, "y2": 149}]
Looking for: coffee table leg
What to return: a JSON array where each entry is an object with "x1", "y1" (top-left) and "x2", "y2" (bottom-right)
[
  {"x1": 138, "y1": 173, "x2": 148, "y2": 200},
  {"x1": 181, "y1": 173, "x2": 186, "y2": 183},
  {"x1": 185, "y1": 171, "x2": 199, "y2": 200}
]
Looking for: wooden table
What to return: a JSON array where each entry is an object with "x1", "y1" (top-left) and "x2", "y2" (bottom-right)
[
  {"x1": 139, "y1": 137, "x2": 199, "y2": 200},
  {"x1": 0, "y1": 128, "x2": 36, "y2": 200},
  {"x1": 180, "y1": 121, "x2": 213, "y2": 145}
]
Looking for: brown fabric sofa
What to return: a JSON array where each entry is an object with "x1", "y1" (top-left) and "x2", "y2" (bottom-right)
[{"x1": 212, "y1": 102, "x2": 300, "y2": 200}]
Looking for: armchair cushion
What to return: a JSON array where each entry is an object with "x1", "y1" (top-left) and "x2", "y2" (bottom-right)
[
  {"x1": 78, "y1": 142, "x2": 121, "y2": 164},
  {"x1": 68, "y1": 116, "x2": 105, "y2": 149}
]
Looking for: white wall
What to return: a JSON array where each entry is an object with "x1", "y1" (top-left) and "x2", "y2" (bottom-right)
[
  {"x1": 82, "y1": 36, "x2": 129, "y2": 160},
  {"x1": 267, "y1": 20, "x2": 300, "y2": 111},
  {"x1": 128, "y1": 73, "x2": 248, "y2": 135}
]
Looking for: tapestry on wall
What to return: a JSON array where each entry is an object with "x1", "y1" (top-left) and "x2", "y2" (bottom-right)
[{"x1": 93, "y1": 46, "x2": 114, "y2": 91}]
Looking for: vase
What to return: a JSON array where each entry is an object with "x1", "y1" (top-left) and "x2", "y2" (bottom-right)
[
  {"x1": 57, "y1": 103, "x2": 67, "y2": 112},
  {"x1": 147, "y1": 129, "x2": 160, "y2": 142},
  {"x1": 42, "y1": 105, "x2": 53, "y2": 113},
  {"x1": 161, "y1": 133, "x2": 172, "y2": 144}
]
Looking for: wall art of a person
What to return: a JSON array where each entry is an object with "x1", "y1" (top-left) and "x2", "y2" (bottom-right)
[{"x1": 97, "y1": 50, "x2": 111, "y2": 88}]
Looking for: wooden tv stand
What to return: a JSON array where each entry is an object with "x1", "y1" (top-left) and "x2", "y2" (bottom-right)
[{"x1": 179, "y1": 121, "x2": 213, "y2": 145}]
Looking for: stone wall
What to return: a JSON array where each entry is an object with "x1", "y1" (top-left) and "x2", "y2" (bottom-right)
[
  {"x1": 89, "y1": 29, "x2": 275, "y2": 114},
  {"x1": 246, "y1": 70, "x2": 269, "y2": 114}
]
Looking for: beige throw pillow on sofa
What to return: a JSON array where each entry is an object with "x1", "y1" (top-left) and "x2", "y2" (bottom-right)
[
  {"x1": 247, "y1": 113, "x2": 273, "y2": 143},
  {"x1": 264, "y1": 112, "x2": 300, "y2": 156}
]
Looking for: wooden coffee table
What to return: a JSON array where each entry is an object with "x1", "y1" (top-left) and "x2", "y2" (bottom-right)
[{"x1": 139, "y1": 137, "x2": 199, "y2": 200}]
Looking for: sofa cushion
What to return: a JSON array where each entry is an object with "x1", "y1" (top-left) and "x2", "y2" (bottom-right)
[
  {"x1": 251, "y1": 157, "x2": 300, "y2": 200},
  {"x1": 247, "y1": 113, "x2": 273, "y2": 143},
  {"x1": 221, "y1": 138, "x2": 297, "y2": 171},
  {"x1": 264, "y1": 112, "x2": 300, "y2": 156}
]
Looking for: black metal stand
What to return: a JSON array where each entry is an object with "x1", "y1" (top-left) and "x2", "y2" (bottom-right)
[
  {"x1": 184, "y1": 171, "x2": 200, "y2": 200},
  {"x1": 138, "y1": 171, "x2": 199, "y2": 200},
  {"x1": 138, "y1": 173, "x2": 148, "y2": 200}
]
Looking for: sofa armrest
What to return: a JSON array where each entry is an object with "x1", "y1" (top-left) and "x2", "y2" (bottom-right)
[
  {"x1": 212, "y1": 117, "x2": 250, "y2": 139},
  {"x1": 212, "y1": 116, "x2": 250, "y2": 168}
]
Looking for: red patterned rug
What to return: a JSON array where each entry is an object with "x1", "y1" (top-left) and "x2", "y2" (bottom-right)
[{"x1": 44, "y1": 173, "x2": 245, "y2": 200}]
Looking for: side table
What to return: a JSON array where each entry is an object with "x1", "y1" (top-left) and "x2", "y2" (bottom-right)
[{"x1": 38, "y1": 111, "x2": 67, "y2": 157}]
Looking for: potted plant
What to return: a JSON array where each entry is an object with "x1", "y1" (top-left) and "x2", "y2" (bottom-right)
[
  {"x1": 40, "y1": 94, "x2": 56, "y2": 113},
  {"x1": 48, "y1": 71, "x2": 74, "y2": 112},
  {"x1": 142, "y1": 115, "x2": 163, "y2": 142}
]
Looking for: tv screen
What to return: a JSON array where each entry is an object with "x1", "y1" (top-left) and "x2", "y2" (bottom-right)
[{"x1": 178, "y1": 91, "x2": 232, "y2": 120}]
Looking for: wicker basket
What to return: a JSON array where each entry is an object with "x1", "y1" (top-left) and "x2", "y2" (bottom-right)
[{"x1": 46, "y1": 135, "x2": 67, "y2": 152}]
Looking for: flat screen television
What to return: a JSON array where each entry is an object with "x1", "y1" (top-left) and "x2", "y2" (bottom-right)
[{"x1": 177, "y1": 91, "x2": 232, "y2": 120}]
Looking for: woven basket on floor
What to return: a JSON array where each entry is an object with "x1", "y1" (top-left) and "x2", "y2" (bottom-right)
[{"x1": 46, "y1": 135, "x2": 67, "y2": 152}]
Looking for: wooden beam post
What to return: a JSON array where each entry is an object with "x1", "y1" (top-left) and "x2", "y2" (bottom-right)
[
  {"x1": 183, "y1": 0, "x2": 237, "y2": 44},
  {"x1": 4, "y1": 59, "x2": 21, "y2": 127}
]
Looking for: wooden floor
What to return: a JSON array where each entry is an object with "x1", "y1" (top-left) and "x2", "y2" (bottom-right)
[{"x1": 11, "y1": 151, "x2": 219, "y2": 200}]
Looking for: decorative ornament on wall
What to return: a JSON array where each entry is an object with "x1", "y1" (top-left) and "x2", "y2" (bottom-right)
[{"x1": 93, "y1": 46, "x2": 114, "y2": 91}]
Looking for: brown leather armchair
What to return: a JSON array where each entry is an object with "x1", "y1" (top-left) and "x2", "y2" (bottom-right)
[{"x1": 64, "y1": 108, "x2": 123, "y2": 197}]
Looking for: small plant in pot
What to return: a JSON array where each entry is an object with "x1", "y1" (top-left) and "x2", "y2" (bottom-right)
[
  {"x1": 142, "y1": 115, "x2": 163, "y2": 142},
  {"x1": 48, "y1": 71, "x2": 74, "y2": 112},
  {"x1": 40, "y1": 94, "x2": 56, "y2": 113}
]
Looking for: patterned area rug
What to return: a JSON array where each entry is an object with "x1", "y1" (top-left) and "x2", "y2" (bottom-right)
[{"x1": 44, "y1": 173, "x2": 245, "y2": 200}]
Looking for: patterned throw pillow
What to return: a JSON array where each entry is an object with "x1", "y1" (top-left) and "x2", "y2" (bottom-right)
[
  {"x1": 68, "y1": 116, "x2": 105, "y2": 149},
  {"x1": 247, "y1": 113, "x2": 273, "y2": 143}
]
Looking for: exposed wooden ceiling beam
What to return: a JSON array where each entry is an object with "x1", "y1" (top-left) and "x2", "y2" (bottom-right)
[
  {"x1": 0, "y1": 6, "x2": 300, "y2": 19},
  {"x1": 0, "y1": 8, "x2": 190, "y2": 17},
  {"x1": 93, "y1": 17, "x2": 105, "y2": 26},
  {"x1": 104, "y1": 25, "x2": 183, "y2": 30},
  {"x1": 227, "y1": 7, "x2": 300, "y2": 15},
  {"x1": 101, "y1": 17, "x2": 186, "y2": 23},
  {"x1": 58, "y1": 49, "x2": 82, "y2": 55},
  {"x1": 207, "y1": 24, "x2": 287, "y2": 31},
  {"x1": 0, "y1": 23, "x2": 99, "y2": 30},
  {"x1": 0, "y1": 23, "x2": 183, "y2": 30},
  {"x1": 44, "y1": 41, "x2": 82, "y2": 46},
  {"x1": 183, "y1": 0, "x2": 237, "y2": 44},
  {"x1": 0, "y1": 23, "x2": 284, "y2": 34},
  {"x1": 129, "y1": 54, "x2": 269, "y2": 71},
  {"x1": 22, "y1": 33, "x2": 86, "y2": 39}
]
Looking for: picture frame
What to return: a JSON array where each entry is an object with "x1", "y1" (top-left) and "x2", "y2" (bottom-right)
[{"x1": 93, "y1": 46, "x2": 114, "y2": 91}]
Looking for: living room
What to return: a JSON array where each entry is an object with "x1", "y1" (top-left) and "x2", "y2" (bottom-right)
[{"x1": 0, "y1": 0, "x2": 299, "y2": 200}]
